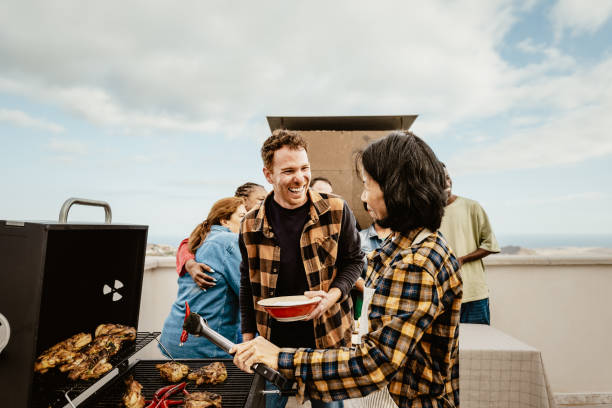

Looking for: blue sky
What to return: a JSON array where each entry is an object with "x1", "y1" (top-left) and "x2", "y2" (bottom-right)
[{"x1": 1, "y1": 0, "x2": 611, "y2": 247}]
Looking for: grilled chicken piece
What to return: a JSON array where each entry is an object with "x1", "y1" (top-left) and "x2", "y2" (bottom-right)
[
  {"x1": 58, "y1": 352, "x2": 87, "y2": 372},
  {"x1": 122, "y1": 376, "x2": 146, "y2": 408},
  {"x1": 34, "y1": 333, "x2": 92, "y2": 373},
  {"x1": 63, "y1": 332, "x2": 94, "y2": 350},
  {"x1": 35, "y1": 349, "x2": 80, "y2": 373},
  {"x1": 87, "y1": 334, "x2": 125, "y2": 356},
  {"x1": 65, "y1": 332, "x2": 129, "y2": 380},
  {"x1": 185, "y1": 391, "x2": 222, "y2": 408},
  {"x1": 79, "y1": 359, "x2": 113, "y2": 380},
  {"x1": 156, "y1": 361, "x2": 190, "y2": 382},
  {"x1": 68, "y1": 351, "x2": 113, "y2": 381},
  {"x1": 187, "y1": 362, "x2": 227, "y2": 385},
  {"x1": 95, "y1": 323, "x2": 137, "y2": 341}
]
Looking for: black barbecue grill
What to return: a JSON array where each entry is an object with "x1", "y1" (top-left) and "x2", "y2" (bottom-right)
[
  {"x1": 0, "y1": 198, "x2": 290, "y2": 407},
  {"x1": 0, "y1": 198, "x2": 152, "y2": 406}
]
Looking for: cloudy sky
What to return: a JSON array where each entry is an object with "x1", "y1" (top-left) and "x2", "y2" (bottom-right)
[{"x1": 1, "y1": 0, "x2": 611, "y2": 246}]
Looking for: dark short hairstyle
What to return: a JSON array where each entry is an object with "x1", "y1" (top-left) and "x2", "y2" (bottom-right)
[
  {"x1": 311, "y1": 177, "x2": 332, "y2": 187},
  {"x1": 358, "y1": 131, "x2": 446, "y2": 233},
  {"x1": 234, "y1": 182, "x2": 264, "y2": 199},
  {"x1": 261, "y1": 129, "x2": 308, "y2": 169}
]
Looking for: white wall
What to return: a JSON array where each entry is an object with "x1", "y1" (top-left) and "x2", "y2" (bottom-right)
[
  {"x1": 485, "y1": 255, "x2": 612, "y2": 394},
  {"x1": 138, "y1": 257, "x2": 178, "y2": 332}
]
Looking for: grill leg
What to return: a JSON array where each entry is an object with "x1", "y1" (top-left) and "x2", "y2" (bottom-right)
[{"x1": 244, "y1": 373, "x2": 267, "y2": 408}]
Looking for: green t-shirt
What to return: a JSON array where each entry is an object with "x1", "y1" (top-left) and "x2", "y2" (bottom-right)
[{"x1": 439, "y1": 196, "x2": 499, "y2": 303}]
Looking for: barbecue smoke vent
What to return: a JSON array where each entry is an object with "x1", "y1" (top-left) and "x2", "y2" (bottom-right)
[{"x1": 103, "y1": 280, "x2": 125, "y2": 301}]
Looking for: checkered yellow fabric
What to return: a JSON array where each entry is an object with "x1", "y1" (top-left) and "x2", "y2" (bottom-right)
[
  {"x1": 278, "y1": 228, "x2": 462, "y2": 408},
  {"x1": 240, "y1": 189, "x2": 354, "y2": 349}
]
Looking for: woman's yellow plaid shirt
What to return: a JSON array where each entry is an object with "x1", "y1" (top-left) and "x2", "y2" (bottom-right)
[{"x1": 278, "y1": 228, "x2": 462, "y2": 408}]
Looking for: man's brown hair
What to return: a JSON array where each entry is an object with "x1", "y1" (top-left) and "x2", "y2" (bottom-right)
[{"x1": 260, "y1": 129, "x2": 308, "y2": 169}]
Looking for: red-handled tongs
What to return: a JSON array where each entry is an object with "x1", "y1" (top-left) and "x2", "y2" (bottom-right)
[{"x1": 179, "y1": 301, "x2": 190, "y2": 346}]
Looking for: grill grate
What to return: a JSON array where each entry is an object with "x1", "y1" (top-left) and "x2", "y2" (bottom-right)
[
  {"x1": 82, "y1": 359, "x2": 255, "y2": 408},
  {"x1": 31, "y1": 331, "x2": 159, "y2": 408}
]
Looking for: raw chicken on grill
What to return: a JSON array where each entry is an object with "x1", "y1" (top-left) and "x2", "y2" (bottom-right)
[
  {"x1": 187, "y1": 362, "x2": 227, "y2": 385},
  {"x1": 185, "y1": 391, "x2": 223, "y2": 408},
  {"x1": 156, "y1": 361, "x2": 190, "y2": 382},
  {"x1": 34, "y1": 332, "x2": 92, "y2": 373},
  {"x1": 122, "y1": 376, "x2": 146, "y2": 408},
  {"x1": 95, "y1": 323, "x2": 137, "y2": 341}
]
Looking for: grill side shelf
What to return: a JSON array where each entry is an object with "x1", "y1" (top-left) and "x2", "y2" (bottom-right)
[
  {"x1": 31, "y1": 331, "x2": 159, "y2": 408},
  {"x1": 81, "y1": 359, "x2": 255, "y2": 408}
]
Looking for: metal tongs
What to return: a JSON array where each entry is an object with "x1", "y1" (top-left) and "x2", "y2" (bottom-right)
[{"x1": 182, "y1": 311, "x2": 295, "y2": 394}]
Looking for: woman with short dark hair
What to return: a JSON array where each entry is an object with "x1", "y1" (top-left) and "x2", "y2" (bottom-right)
[
  {"x1": 359, "y1": 131, "x2": 447, "y2": 233},
  {"x1": 232, "y1": 131, "x2": 462, "y2": 408}
]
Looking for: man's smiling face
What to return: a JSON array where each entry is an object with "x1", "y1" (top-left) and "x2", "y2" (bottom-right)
[{"x1": 263, "y1": 145, "x2": 311, "y2": 209}]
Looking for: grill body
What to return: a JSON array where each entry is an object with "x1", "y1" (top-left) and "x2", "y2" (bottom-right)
[{"x1": 0, "y1": 221, "x2": 148, "y2": 407}]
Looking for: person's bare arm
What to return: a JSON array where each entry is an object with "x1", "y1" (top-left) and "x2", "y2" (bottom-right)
[
  {"x1": 177, "y1": 238, "x2": 217, "y2": 289},
  {"x1": 458, "y1": 248, "x2": 494, "y2": 266},
  {"x1": 185, "y1": 259, "x2": 217, "y2": 290},
  {"x1": 354, "y1": 277, "x2": 365, "y2": 293}
]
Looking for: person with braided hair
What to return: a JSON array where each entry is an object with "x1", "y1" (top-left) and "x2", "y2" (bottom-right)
[
  {"x1": 159, "y1": 197, "x2": 247, "y2": 358},
  {"x1": 234, "y1": 182, "x2": 268, "y2": 211},
  {"x1": 175, "y1": 182, "x2": 266, "y2": 289}
]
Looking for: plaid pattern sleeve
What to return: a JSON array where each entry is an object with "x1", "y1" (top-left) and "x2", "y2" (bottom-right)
[{"x1": 277, "y1": 228, "x2": 462, "y2": 408}]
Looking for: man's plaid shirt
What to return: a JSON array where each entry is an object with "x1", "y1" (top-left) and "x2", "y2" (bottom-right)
[
  {"x1": 239, "y1": 189, "x2": 363, "y2": 349},
  {"x1": 278, "y1": 228, "x2": 462, "y2": 408}
]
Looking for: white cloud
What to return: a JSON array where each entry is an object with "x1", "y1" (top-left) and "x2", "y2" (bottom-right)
[
  {"x1": 551, "y1": 0, "x2": 612, "y2": 38},
  {"x1": 0, "y1": 108, "x2": 64, "y2": 132},
  {"x1": 0, "y1": 1, "x2": 521, "y2": 138},
  {"x1": 449, "y1": 57, "x2": 612, "y2": 174},
  {"x1": 47, "y1": 137, "x2": 88, "y2": 155},
  {"x1": 0, "y1": 0, "x2": 609, "y2": 175}
]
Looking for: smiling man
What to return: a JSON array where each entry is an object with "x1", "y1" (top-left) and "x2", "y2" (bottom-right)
[{"x1": 238, "y1": 129, "x2": 363, "y2": 408}]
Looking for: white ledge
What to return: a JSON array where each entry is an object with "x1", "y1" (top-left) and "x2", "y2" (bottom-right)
[
  {"x1": 485, "y1": 254, "x2": 612, "y2": 266},
  {"x1": 144, "y1": 256, "x2": 176, "y2": 271},
  {"x1": 144, "y1": 254, "x2": 612, "y2": 270},
  {"x1": 555, "y1": 392, "x2": 612, "y2": 405}
]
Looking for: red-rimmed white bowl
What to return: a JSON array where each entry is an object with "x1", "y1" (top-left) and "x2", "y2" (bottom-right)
[{"x1": 257, "y1": 295, "x2": 321, "y2": 322}]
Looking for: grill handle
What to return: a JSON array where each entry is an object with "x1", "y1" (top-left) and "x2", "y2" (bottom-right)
[
  {"x1": 192, "y1": 315, "x2": 236, "y2": 352},
  {"x1": 59, "y1": 197, "x2": 112, "y2": 224}
]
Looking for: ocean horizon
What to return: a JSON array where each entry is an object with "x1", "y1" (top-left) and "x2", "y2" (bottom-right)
[{"x1": 147, "y1": 233, "x2": 612, "y2": 249}]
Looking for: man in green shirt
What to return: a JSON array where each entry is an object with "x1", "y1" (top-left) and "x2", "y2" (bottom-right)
[{"x1": 439, "y1": 164, "x2": 499, "y2": 324}]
